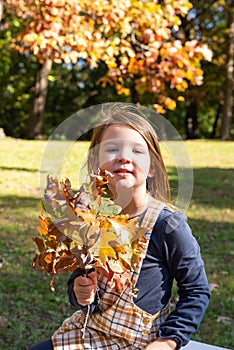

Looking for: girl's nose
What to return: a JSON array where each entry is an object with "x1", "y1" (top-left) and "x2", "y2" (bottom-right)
[
  {"x1": 117, "y1": 156, "x2": 130, "y2": 163},
  {"x1": 117, "y1": 148, "x2": 131, "y2": 163}
]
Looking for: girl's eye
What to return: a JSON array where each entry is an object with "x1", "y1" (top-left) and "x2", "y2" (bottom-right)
[
  {"x1": 133, "y1": 148, "x2": 145, "y2": 154},
  {"x1": 106, "y1": 147, "x2": 118, "y2": 152}
]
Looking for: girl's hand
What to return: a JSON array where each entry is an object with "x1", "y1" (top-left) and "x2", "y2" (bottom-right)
[
  {"x1": 145, "y1": 338, "x2": 177, "y2": 350},
  {"x1": 73, "y1": 271, "x2": 97, "y2": 306}
]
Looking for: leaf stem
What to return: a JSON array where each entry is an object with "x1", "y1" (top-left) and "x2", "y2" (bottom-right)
[{"x1": 82, "y1": 304, "x2": 90, "y2": 339}]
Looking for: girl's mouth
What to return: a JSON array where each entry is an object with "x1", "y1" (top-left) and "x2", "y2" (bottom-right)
[{"x1": 114, "y1": 169, "x2": 133, "y2": 176}]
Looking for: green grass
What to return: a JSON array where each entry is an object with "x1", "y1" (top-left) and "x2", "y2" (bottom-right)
[{"x1": 0, "y1": 138, "x2": 233, "y2": 349}]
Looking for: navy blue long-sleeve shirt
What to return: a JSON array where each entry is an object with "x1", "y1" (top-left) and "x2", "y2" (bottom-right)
[{"x1": 67, "y1": 207, "x2": 211, "y2": 348}]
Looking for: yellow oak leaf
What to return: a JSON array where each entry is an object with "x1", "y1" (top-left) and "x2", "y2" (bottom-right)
[{"x1": 108, "y1": 216, "x2": 149, "y2": 245}]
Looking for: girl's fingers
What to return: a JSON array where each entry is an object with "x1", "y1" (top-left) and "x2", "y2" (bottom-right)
[
  {"x1": 73, "y1": 272, "x2": 97, "y2": 305},
  {"x1": 86, "y1": 271, "x2": 97, "y2": 286}
]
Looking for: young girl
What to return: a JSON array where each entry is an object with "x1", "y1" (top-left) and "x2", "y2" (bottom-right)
[{"x1": 29, "y1": 103, "x2": 210, "y2": 350}]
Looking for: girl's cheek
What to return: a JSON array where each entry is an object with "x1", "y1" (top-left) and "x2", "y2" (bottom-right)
[
  {"x1": 99, "y1": 154, "x2": 116, "y2": 167},
  {"x1": 98, "y1": 154, "x2": 107, "y2": 168}
]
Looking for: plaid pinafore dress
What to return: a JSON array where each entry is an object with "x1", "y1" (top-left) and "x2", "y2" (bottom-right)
[{"x1": 52, "y1": 198, "x2": 170, "y2": 349}]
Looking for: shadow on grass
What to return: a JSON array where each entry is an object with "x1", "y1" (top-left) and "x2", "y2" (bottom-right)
[
  {"x1": 167, "y1": 166, "x2": 234, "y2": 209},
  {"x1": 0, "y1": 195, "x2": 39, "y2": 207},
  {"x1": 0, "y1": 166, "x2": 38, "y2": 172},
  {"x1": 188, "y1": 217, "x2": 233, "y2": 272},
  {"x1": 0, "y1": 195, "x2": 74, "y2": 349}
]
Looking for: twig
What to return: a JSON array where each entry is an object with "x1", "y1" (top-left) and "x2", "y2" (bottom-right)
[{"x1": 81, "y1": 304, "x2": 90, "y2": 339}]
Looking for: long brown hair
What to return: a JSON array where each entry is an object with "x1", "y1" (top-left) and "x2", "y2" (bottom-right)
[{"x1": 88, "y1": 103, "x2": 170, "y2": 203}]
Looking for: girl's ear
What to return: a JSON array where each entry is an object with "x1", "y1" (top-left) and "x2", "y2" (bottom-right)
[
  {"x1": 148, "y1": 161, "x2": 156, "y2": 178},
  {"x1": 148, "y1": 168, "x2": 155, "y2": 178}
]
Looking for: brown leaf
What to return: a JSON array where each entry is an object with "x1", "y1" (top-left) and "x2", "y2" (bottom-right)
[
  {"x1": 32, "y1": 237, "x2": 45, "y2": 252},
  {"x1": 217, "y1": 316, "x2": 232, "y2": 325},
  {"x1": 74, "y1": 186, "x2": 91, "y2": 211},
  {"x1": 54, "y1": 255, "x2": 78, "y2": 274}
]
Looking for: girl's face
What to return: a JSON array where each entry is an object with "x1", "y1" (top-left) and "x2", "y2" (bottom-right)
[{"x1": 98, "y1": 125, "x2": 154, "y2": 197}]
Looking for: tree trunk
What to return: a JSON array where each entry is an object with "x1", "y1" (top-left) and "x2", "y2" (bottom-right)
[
  {"x1": 221, "y1": 8, "x2": 234, "y2": 140},
  {"x1": 211, "y1": 102, "x2": 222, "y2": 139},
  {"x1": 26, "y1": 59, "x2": 52, "y2": 139},
  {"x1": 130, "y1": 79, "x2": 139, "y2": 104},
  {"x1": 185, "y1": 99, "x2": 200, "y2": 139}
]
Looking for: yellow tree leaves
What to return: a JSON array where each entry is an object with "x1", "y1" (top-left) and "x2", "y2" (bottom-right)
[
  {"x1": 32, "y1": 173, "x2": 149, "y2": 291},
  {"x1": 5, "y1": 0, "x2": 212, "y2": 111}
]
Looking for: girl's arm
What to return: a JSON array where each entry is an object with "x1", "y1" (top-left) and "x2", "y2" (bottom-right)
[
  {"x1": 145, "y1": 338, "x2": 177, "y2": 350},
  {"x1": 154, "y1": 210, "x2": 211, "y2": 348}
]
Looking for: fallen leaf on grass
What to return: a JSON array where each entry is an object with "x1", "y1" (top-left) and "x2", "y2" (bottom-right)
[
  {"x1": 209, "y1": 283, "x2": 219, "y2": 291},
  {"x1": 217, "y1": 316, "x2": 232, "y2": 325},
  {"x1": 0, "y1": 316, "x2": 8, "y2": 326}
]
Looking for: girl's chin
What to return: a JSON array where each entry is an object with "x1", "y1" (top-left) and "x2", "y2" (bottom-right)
[
  {"x1": 115, "y1": 179, "x2": 134, "y2": 197},
  {"x1": 109, "y1": 178, "x2": 134, "y2": 193},
  {"x1": 117, "y1": 178, "x2": 133, "y2": 186}
]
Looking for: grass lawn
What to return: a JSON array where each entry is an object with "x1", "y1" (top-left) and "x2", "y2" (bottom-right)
[{"x1": 0, "y1": 138, "x2": 233, "y2": 349}]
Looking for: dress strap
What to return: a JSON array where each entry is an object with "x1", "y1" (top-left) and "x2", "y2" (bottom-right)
[
  {"x1": 131, "y1": 197, "x2": 164, "y2": 286},
  {"x1": 141, "y1": 197, "x2": 164, "y2": 234}
]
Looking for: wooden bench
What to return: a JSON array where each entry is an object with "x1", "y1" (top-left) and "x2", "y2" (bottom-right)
[{"x1": 183, "y1": 340, "x2": 231, "y2": 349}]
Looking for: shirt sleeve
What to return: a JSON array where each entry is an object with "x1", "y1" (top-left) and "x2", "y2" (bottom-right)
[{"x1": 155, "y1": 209, "x2": 211, "y2": 348}]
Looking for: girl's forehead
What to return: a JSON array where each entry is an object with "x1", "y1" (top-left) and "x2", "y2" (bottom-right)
[{"x1": 100, "y1": 124, "x2": 147, "y2": 145}]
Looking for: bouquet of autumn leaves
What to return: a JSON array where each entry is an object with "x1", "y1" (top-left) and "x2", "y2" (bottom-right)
[{"x1": 32, "y1": 171, "x2": 148, "y2": 292}]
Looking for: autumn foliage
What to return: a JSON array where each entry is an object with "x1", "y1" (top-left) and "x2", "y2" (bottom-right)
[
  {"x1": 32, "y1": 172, "x2": 148, "y2": 291},
  {"x1": 5, "y1": 0, "x2": 212, "y2": 113}
]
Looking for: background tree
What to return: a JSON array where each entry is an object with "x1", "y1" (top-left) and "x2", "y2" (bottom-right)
[
  {"x1": 221, "y1": 3, "x2": 233, "y2": 140},
  {"x1": 0, "y1": 8, "x2": 38, "y2": 138},
  {"x1": 4, "y1": 0, "x2": 212, "y2": 139},
  {"x1": 176, "y1": 0, "x2": 233, "y2": 139}
]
